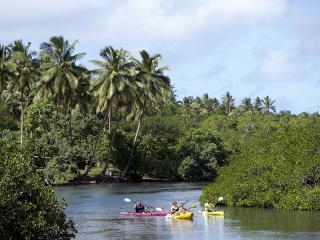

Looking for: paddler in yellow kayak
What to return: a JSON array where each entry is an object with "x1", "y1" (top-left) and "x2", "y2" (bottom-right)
[
  {"x1": 204, "y1": 199, "x2": 216, "y2": 212},
  {"x1": 169, "y1": 201, "x2": 190, "y2": 216},
  {"x1": 170, "y1": 201, "x2": 179, "y2": 214}
]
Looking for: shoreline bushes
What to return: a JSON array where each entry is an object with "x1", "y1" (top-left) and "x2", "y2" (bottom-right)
[{"x1": 200, "y1": 117, "x2": 320, "y2": 210}]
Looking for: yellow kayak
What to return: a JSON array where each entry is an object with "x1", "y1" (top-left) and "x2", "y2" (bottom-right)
[
  {"x1": 198, "y1": 210, "x2": 224, "y2": 216},
  {"x1": 166, "y1": 212, "x2": 193, "y2": 220}
]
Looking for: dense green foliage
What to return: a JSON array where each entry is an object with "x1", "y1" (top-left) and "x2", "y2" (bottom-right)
[
  {"x1": 176, "y1": 129, "x2": 226, "y2": 180},
  {"x1": 0, "y1": 134, "x2": 76, "y2": 239},
  {"x1": 201, "y1": 115, "x2": 320, "y2": 210},
  {"x1": 1, "y1": 36, "x2": 320, "y2": 212}
]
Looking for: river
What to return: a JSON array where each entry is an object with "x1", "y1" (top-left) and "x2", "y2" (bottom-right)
[{"x1": 55, "y1": 182, "x2": 320, "y2": 240}]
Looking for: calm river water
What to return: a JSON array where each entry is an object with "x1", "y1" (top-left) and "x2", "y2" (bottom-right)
[{"x1": 55, "y1": 182, "x2": 320, "y2": 240}]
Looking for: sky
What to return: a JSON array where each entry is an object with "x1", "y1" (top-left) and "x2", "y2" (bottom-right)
[{"x1": 1, "y1": 0, "x2": 320, "y2": 113}]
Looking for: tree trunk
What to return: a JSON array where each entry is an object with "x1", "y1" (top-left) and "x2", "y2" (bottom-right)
[
  {"x1": 100, "y1": 118, "x2": 119, "y2": 175},
  {"x1": 55, "y1": 93, "x2": 60, "y2": 125},
  {"x1": 122, "y1": 110, "x2": 143, "y2": 177},
  {"x1": 20, "y1": 100, "x2": 24, "y2": 148},
  {"x1": 108, "y1": 106, "x2": 111, "y2": 134},
  {"x1": 83, "y1": 112, "x2": 108, "y2": 176},
  {"x1": 68, "y1": 102, "x2": 72, "y2": 145}
]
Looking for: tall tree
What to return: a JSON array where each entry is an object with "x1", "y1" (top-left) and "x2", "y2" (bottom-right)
[
  {"x1": 201, "y1": 93, "x2": 220, "y2": 113},
  {"x1": 88, "y1": 46, "x2": 138, "y2": 175},
  {"x1": 262, "y1": 96, "x2": 276, "y2": 113},
  {"x1": 122, "y1": 50, "x2": 171, "y2": 177},
  {"x1": 8, "y1": 40, "x2": 39, "y2": 147},
  {"x1": 38, "y1": 36, "x2": 86, "y2": 120},
  {"x1": 72, "y1": 72, "x2": 93, "y2": 114},
  {"x1": 254, "y1": 96, "x2": 262, "y2": 112},
  {"x1": 0, "y1": 45, "x2": 15, "y2": 94},
  {"x1": 221, "y1": 91, "x2": 235, "y2": 115},
  {"x1": 240, "y1": 97, "x2": 253, "y2": 113}
]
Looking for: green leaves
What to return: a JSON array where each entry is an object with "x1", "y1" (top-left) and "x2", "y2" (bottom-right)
[
  {"x1": 91, "y1": 46, "x2": 135, "y2": 114},
  {"x1": 0, "y1": 135, "x2": 77, "y2": 239},
  {"x1": 39, "y1": 35, "x2": 87, "y2": 112},
  {"x1": 176, "y1": 128, "x2": 226, "y2": 180},
  {"x1": 201, "y1": 116, "x2": 320, "y2": 210}
]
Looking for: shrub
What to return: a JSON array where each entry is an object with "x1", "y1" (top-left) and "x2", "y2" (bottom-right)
[
  {"x1": 201, "y1": 117, "x2": 320, "y2": 210},
  {"x1": 176, "y1": 128, "x2": 226, "y2": 180},
  {"x1": 0, "y1": 136, "x2": 77, "y2": 239}
]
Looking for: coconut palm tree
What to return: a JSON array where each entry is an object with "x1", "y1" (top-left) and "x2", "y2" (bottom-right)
[
  {"x1": 183, "y1": 96, "x2": 194, "y2": 106},
  {"x1": 71, "y1": 72, "x2": 93, "y2": 114},
  {"x1": 8, "y1": 40, "x2": 39, "y2": 147},
  {"x1": 254, "y1": 96, "x2": 262, "y2": 112},
  {"x1": 262, "y1": 96, "x2": 276, "y2": 113},
  {"x1": 0, "y1": 44, "x2": 16, "y2": 94},
  {"x1": 122, "y1": 50, "x2": 171, "y2": 177},
  {"x1": 38, "y1": 36, "x2": 86, "y2": 120},
  {"x1": 221, "y1": 91, "x2": 235, "y2": 115},
  {"x1": 87, "y1": 46, "x2": 138, "y2": 175},
  {"x1": 201, "y1": 94, "x2": 220, "y2": 113},
  {"x1": 240, "y1": 97, "x2": 253, "y2": 113}
]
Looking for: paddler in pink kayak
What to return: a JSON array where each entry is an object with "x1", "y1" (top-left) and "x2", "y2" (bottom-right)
[{"x1": 134, "y1": 200, "x2": 148, "y2": 213}]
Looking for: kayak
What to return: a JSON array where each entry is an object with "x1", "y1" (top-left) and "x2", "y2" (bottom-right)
[
  {"x1": 120, "y1": 212, "x2": 169, "y2": 216},
  {"x1": 166, "y1": 212, "x2": 193, "y2": 220},
  {"x1": 198, "y1": 210, "x2": 224, "y2": 216}
]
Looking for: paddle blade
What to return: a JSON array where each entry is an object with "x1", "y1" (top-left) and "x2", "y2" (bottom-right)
[
  {"x1": 218, "y1": 197, "x2": 224, "y2": 202},
  {"x1": 124, "y1": 198, "x2": 132, "y2": 203},
  {"x1": 155, "y1": 207, "x2": 163, "y2": 212},
  {"x1": 191, "y1": 204, "x2": 197, "y2": 208}
]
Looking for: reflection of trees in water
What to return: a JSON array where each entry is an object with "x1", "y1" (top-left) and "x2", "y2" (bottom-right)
[
  {"x1": 227, "y1": 207, "x2": 320, "y2": 232},
  {"x1": 203, "y1": 216, "x2": 225, "y2": 239},
  {"x1": 166, "y1": 218, "x2": 194, "y2": 238},
  {"x1": 98, "y1": 217, "x2": 168, "y2": 240}
]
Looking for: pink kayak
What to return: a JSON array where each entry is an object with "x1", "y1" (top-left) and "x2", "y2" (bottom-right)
[{"x1": 120, "y1": 212, "x2": 169, "y2": 216}]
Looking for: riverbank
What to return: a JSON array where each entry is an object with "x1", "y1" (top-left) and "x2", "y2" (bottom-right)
[
  {"x1": 56, "y1": 177, "x2": 183, "y2": 186},
  {"x1": 52, "y1": 167, "x2": 182, "y2": 186}
]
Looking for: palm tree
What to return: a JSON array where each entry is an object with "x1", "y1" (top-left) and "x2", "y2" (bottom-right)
[
  {"x1": 88, "y1": 46, "x2": 138, "y2": 175},
  {"x1": 8, "y1": 40, "x2": 39, "y2": 147},
  {"x1": 0, "y1": 45, "x2": 16, "y2": 94},
  {"x1": 72, "y1": 72, "x2": 93, "y2": 114},
  {"x1": 183, "y1": 96, "x2": 194, "y2": 106},
  {"x1": 122, "y1": 50, "x2": 171, "y2": 177},
  {"x1": 240, "y1": 97, "x2": 253, "y2": 113},
  {"x1": 254, "y1": 96, "x2": 262, "y2": 112},
  {"x1": 38, "y1": 36, "x2": 86, "y2": 120},
  {"x1": 221, "y1": 91, "x2": 235, "y2": 115},
  {"x1": 201, "y1": 94, "x2": 220, "y2": 113},
  {"x1": 212, "y1": 98, "x2": 220, "y2": 110},
  {"x1": 262, "y1": 96, "x2": 276, "y2": 113},
  {"x1": 0, "y1": 89, "x2": 20, "y2": 118}
]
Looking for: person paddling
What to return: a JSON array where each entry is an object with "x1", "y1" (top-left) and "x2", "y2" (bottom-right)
[
  {"x1": 170, "y1": 201, "x2": 179, "y2": 214},
  {"x1": 134, "y1": 200, "x2": 146, "y2": 213},
  {"x1": 204, "y1": 199, "x2": 215, "y2": 212}
]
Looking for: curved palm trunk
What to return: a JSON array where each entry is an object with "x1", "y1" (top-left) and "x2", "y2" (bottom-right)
[
  {"x1": 67, "y1": 101, "x2": 72, "y2": 145},
  {"x1": 20, "y1": 98, "x2": 24, "y2": 148},
  {"x1": 100, "y1": 119, "x2": 119, "y2": 175},
  {"x1": 55, "y1": 93, "x2": 61, "y2": 124},
  {"x1": 83, "y1": 111, "x2": 109, "y2": 176},
  {"x1": 108, "y1": 107, "x2": 111, "y2": 134},
  {"x1": 122, "y1": 110, "x2": 144, "y2": 177}
]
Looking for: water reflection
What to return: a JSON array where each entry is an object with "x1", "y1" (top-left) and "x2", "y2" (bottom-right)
[
  {"x1": 203, "y1": 216, "x2": 224, "y2": 239},
  {"x1": 227, "y1": 207, "x2": 320, "y2": 232}
]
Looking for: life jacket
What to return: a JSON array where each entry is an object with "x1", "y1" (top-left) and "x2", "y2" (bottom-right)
[{"x1": 135, "y1": 204, "x2": 145, "y2": 213}]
